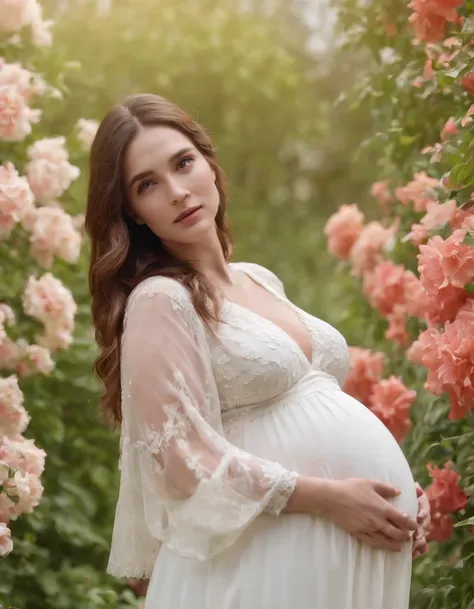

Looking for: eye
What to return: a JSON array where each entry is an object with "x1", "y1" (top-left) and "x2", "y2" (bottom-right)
[
  {"x1": 137, "y1": 179, "x2": 155, "y2": 194},
  {"x1": 178, "y1": 156, "x2": 194, "y2": 170}
]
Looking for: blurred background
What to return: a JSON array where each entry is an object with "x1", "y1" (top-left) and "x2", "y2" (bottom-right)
[{"x1": 40, "y1": 0, "x2": 379, "y2": 314}]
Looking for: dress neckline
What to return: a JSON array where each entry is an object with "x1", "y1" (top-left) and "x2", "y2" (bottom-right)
[{"x1": 224, "y1": 264, "x2": 314, "y2": 367}]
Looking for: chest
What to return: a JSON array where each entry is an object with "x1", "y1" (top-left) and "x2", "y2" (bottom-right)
[
  {"x1": 221, "y1": 275, "x2": 313, "y2": 365},
  {"x1": 206, "y1": 300, "x2": 350, "y2": 411}
]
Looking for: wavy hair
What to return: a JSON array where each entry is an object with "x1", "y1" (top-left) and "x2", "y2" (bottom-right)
[{"x1": 85, "y1": 94, "x2": 232, "y2": 424}]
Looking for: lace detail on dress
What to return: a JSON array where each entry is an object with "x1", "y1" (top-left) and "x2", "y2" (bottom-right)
[
  {"x1": 108, "y1": 276, "x2": 299, "y2": 577},
  {"x1": 108, "y1": 265, "x2": 351, "y2": 578},
  {"x1": 264, "y1": 470, "x2": 299, "y2": 517}
]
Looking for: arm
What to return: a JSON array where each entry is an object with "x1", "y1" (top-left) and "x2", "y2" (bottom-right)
[{"x1": 118, "y1": 283, "x2": 298, "y2": 561}]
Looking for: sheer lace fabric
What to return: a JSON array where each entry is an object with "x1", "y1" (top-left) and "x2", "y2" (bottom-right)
[{"x1": 107, "y1": 271, "x2": 300, "y2": 578}]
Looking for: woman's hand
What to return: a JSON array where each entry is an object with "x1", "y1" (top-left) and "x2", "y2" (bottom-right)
[
  {"x1": 412, "y1": 483, "x2": 430, "y2": 559},
  {"x1": 324, "y1": 478, "x2": 418, "y2": 552}
]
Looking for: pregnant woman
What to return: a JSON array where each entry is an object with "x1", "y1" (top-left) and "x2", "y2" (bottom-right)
[{"x1": 85, "y1": 94, "x2": 429, "y2": 609}]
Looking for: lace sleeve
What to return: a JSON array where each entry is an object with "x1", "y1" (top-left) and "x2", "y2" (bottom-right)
[{"x1": 106, "y1": 278, "x2": 298, "y2": 579}]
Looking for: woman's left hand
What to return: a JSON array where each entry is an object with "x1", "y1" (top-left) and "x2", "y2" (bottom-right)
[{"x1": 412, "y1": 483, "x2": 430, "y2": 559}]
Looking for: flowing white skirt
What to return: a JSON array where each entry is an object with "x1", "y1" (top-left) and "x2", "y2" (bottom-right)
[{"x1": 145, "y1": 375, "x2": 418, "y2": 609}]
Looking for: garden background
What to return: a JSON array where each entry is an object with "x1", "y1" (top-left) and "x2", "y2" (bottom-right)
[{"x1": 1, "y1": 0, "x2": 473, "y2": 607}]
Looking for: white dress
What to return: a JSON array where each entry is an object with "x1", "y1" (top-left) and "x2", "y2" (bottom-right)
[{"x1": 107, "y1": 262, "x2": 418, "y2": 609}]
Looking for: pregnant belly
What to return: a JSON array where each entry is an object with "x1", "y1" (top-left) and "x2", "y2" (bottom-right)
[{"x1": 225, "y1": 385, "x2": 418, "y2": 519}]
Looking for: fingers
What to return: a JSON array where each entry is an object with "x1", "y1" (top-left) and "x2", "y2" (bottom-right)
[
  {"x1": 353, "y1": 532, "x2": 403, "y2": 552},
  {"x1": 412, "y1": 535, "x2": 428, "y2": 559},
  {"x1": 373, "y1": 481, "x2": 401, "y2": 499},
  {"x1": 415, "y1": 483, "x2": 424, "y2": 498},
  {"x1": 387, "y1": 508, "x2": 417, "y2": 531},
  {"x1": 381, "y1": 522, "x2": 412, "y2": 543},
  {"x1": 417, "y1": 507, "x2": 427, "y2": 522}
]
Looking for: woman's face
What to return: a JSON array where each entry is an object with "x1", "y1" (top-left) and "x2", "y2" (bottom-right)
[{"x1": 123, "y1": 125, "x2": 220, "y2": 246}]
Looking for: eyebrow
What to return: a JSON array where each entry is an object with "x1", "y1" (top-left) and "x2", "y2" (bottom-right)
[{"x1": 127, "y1": 146, "x2": 195, "y2": 190}]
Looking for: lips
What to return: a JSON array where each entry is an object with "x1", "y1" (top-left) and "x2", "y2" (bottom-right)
[{"x1": 174, "y1": 205, "x2": 202, "y2": 223}]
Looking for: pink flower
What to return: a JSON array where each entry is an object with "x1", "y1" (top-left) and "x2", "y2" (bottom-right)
[
  {"x1": 0, "y1": 375, "x2": 29, "y2": 436},
  {"x1": 371, "y1": 181, "x2": 391, "y2": 204},
  {"x1": 451, "y1": 206, "x2": 474, "y2": 231},
  {"x1": 0, "y1": 60, "x2": 43, "y2": 142},
  {"x1": 0, "y1": 337, "x2": 21, "y2": 371},
  {"x1": 22, "y1": 206, "x2": 82, "y2": 268},
  {"x1": 324, "y1": 204, "x2": 364, "y2": 260},
  {"x1": 403, "y1": 272, "x2": 432, "y2": 320},
  {"x1": 0, "y1": 0, "x2": 53, "y2": 46},
  {"x1": 343, "y1": 347, "x2": 385, "y2": 405},
  {"x1": 426, "y1": 462, "x2": 468, "y2": 513},
  {"x1": 16, "y1": 343, "x2": 54, "y2": 377},
  {"x1": 440, "y1": 117, "x2": 458, "y2": 140},
  {"x1": 405, "y1": 200, "x2": 457, "y2": 245},
  {"x1": 0, "y1": 0, "x2": 37, "y2": 33},
  {"x1": 386, "y1": 305, "x2": 410, "y2": 345},
  {"x1": 0, "y1": 84, "x2": 41, "y2": 141},
  {"x1": 408, "y1": 301, "x2": 474, "y2": 419},
  {"x1": 75, "y1": 118, "x2": 98, "y2": 150},
  {"x1": 443, "y1": 36, "x2": 461, "y2": 48},
  {"x1": 0, "y1": 522, "x2": 13, "y2": 557},
  {"x1": 418, "y1": 229, "x2": 474, "y2": 293},
  {"x1": 395, "y1": 172, "x2": 440, "y2": 212},
  {"x1": 0, "y1": 161, "x2": 35, "y2": 237},
  {"x1": 22, "y1": 273, "x2": 76, "y2": 325},
  {"x1": 427, "y1": 285, "x2": 466, "y2": 325},
  {"x1": 368, "y1": 376, "x2": 416, "y2": 442},
  {"x1": 349, "y1": 220, "x2": 399, "y2": 276},
  {"x1": 0, "y1": 436, "x2": 46, "y2": 477},
  {"x1": 26, "y1": 137, "x2": 80, "y2": 203},
  {"x1": 22, "y1": 273, "x2": 77, "y2": 351},
  {"x1": 363, "y1": 261, "x2": 409, "y2": 316}
]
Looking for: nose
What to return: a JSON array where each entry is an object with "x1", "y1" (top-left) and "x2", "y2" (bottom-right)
[{"x1": 168, "y1": 177, "x2": 190, "y2": 205}]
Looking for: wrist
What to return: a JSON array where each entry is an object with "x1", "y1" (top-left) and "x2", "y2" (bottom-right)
[{"x1": 284, "y1": 476, "x2": 337, "y2": 517}]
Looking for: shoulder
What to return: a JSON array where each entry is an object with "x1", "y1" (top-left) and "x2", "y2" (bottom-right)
[
  {"x1": 125, "y1": 275, "x2": 195, "y2": 324},
  {"x1": 230, "y1": 261, "x2": 285, "y2": 295}
]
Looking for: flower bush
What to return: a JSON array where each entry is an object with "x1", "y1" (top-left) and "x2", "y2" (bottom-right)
[
  {"x1": 0, "y1": 0, "x2": 77, "y2": 566},
  {"x1": 325, "y1": 0, "x2": 474, "y2": 604},
  {"x1": 0, "y1": 2, "x2": 138, "y2": 608}
]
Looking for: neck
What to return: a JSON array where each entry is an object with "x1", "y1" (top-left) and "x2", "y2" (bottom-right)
[{"x1": 163, "y1": 228, "x2": 234, "y2": 288}]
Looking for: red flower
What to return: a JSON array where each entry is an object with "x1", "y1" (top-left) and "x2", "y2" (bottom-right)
[
  {"x1": 344, "y1": 347, "x2": 385, "y2": 405},
  {"x1": 369, "y1": 376, "x2": 416, "y2": 442},
  {"x1": 428, "y1": 512, "x2": 454, "y2": 541},
  {"x1": 462, "y1": 72, "x2": 474, "y2": 95},
  {"x1": 426, "y1": 462, "x2": 468, "y2": 513}
]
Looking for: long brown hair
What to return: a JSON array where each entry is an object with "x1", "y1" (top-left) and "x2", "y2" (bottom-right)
[{"x1": 85, "y1": 94, "x2": 233, "y2": 424}]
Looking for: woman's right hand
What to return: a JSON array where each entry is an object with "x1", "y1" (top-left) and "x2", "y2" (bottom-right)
[{"x1": 323, "y1": 478, "x2": 417, "y2": 552}]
